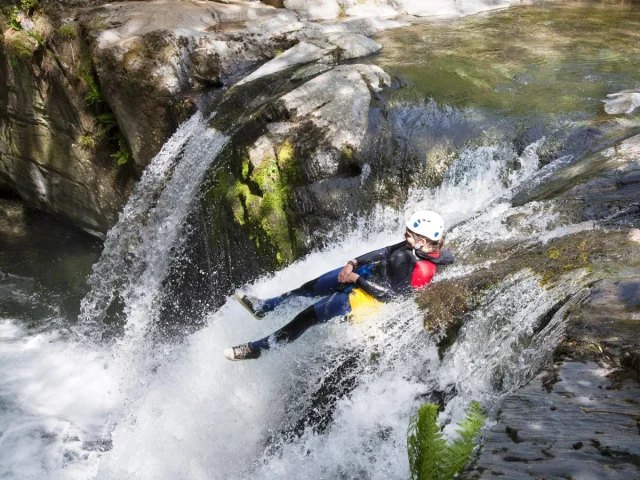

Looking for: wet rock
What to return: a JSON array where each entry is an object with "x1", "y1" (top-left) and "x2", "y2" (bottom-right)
[
  {"x1": 278, "y1": 64, "x2": 390, "y2": 163},
  {"x1": 603, "y1": 91, "x2": 640, "y2": 115},
  {"x1": 0, "y1": 17, "x2": 133, "y2": 237},
  {"x1": 284, "y1": 0, "x2": 341, "y2": 21},
  {"x1": 464, "y1": 361, "x2": 640, "y2": 479},
  {"x1": 238, "y1": 33, "x2": 382, "y2": 85},
  {"x1": 513, "y1": 133, "x2": 640, "y2": 228}
]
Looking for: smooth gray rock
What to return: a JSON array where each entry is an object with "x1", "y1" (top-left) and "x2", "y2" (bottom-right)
[
  {"x1": 279, "y1": 64, "x2": 390, "y2": 154},
  {"x1": 238, "y1": 33, "x2": 381, "y2": 85},
  {"x1": 465, "y1": 361, "x2": 640, "y2": 479},
  {"x1": 604, "y1": 91, "x2": 640, "y2": 115}
]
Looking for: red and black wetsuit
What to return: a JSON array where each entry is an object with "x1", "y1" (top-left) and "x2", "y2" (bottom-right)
[
  {"x1": 248, "y1": 242, "x2": 454, "y2": 352},
  {"x1": 354, "y1": 241, "x2": 455, "y2": 301}
]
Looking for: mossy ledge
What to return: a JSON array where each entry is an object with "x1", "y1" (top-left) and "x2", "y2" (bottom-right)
[
  {"x1": 204, "y1": 139, "x2": 303, "y2": 270},
  {"x1": 418, "y1": 230, "x2": 640, "y2": 357}
]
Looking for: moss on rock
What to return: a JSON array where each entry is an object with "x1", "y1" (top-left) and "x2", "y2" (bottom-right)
[
  {"x1": 419, "y1": 229, "x2": 640, "y2": 356},
  {"x1": 4, "y1": 29, "x2": 38, "y2": 58},
  {"x1": 206, "y1": 139, "x2": 304, "y2": 269}
]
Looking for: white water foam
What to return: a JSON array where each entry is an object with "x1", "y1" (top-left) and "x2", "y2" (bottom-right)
[
  {"x1": 1, "y1": 129, "x2": 584, "y2": 479},
  {"x1": 0, "y1": 321, "x2": 115, "y2": 480}
]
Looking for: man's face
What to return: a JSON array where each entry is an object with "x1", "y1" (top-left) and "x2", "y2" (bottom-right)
[{"x1": 404, "y1": 229, "x2": 422, "y2": 248}]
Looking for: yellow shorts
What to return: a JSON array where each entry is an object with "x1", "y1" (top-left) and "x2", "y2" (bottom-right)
[{"x1": 348, "y1": 288, "x2": 382, "y2": 324}]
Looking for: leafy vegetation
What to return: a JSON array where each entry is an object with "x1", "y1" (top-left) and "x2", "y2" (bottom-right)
[
  {"x1": 21, "y1": 0, "x2": 39, "y2": 11},
  {"x1": 57, "y1": 23, "x2": 77, "y2": 38},
  {"x1": 408, "y1": 401, "x2": 486, "y2": 480},
  {"x1": 79, "y1": 135, "x2": 96, "y2": 150},
  {"x1": 27, "y1": 30, "x2": 44, "y2": 46},
  {"x1": 111, "y1": 133, "x2": 131, "y2": 165},
  {"x1": 82, "y1": 73, "x2": 105, "y2": 106}
]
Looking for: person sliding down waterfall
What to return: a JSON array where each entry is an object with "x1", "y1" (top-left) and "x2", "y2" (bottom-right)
[{"x1": 224, "y1": 210, "x2": 454, "y2": 361}]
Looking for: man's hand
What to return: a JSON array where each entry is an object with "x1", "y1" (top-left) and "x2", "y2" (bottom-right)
[
  {"x1": 344, "y1": 272, "x2": 360, "y2": 284},
  {"x1": 338, "y1": 261, "x2": 356, "y2": 282}
]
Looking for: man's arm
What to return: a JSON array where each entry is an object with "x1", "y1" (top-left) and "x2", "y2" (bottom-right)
[
  {"x1": 355, "y1": 276, "x2": 393, "y2": 301},
  {"x1": 354, "y1": 241, "x2": 405, "y2": 266},
  {"x1": 338, "y1": 241, "x2": 405, "y2": 283}
]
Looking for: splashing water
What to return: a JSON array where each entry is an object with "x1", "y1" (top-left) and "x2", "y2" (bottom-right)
[
  {"x1": 0, "y1": 108, "x2": 590, "y2": 480},
  {"x1": 85, "y1": 134, "x2": 583, "y2": 479},
  {"x1": 78, "y1": 113, "x2": 228, "y2": 342}
]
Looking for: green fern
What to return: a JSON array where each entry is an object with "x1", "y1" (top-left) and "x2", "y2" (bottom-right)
[
  {"x1": 440, "y1": 401, "x2": 486, "y2": 479},
  {"x1": 111, "y1": 133, "x2": 131, "y2": 165},
  {"x1": 408, "y1": 401, "x2": 486, "y2": 480},
  {"x1": 408, "y1": 403, "x2": 448, "y2": 480},
  {"x1": 82, "y1": 74, "x2": 104, "y2": 106},
  {"x1": 10, "y1": 7, "x2": 22, "y2": 31},
  {"x1": 27, "y1": 30, "x2": 44, "y2": 46}
]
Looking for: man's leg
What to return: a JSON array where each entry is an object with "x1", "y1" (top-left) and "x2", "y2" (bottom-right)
[
  {"x1": 250, "y1": 292, "x2": 351, "y2": 351},
  {"x1": 222, "y1": 292, "x2": 352, "y2": 360},
  {"x1": 257, "y1": 266, "x2": 346, "y2": 313}
]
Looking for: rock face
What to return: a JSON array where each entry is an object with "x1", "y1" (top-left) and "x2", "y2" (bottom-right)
[
  {"x1": 453, "y1": 133, "x2": 640, "y2": 479},
  {"x1": 203, "y1": 61, "x2": 390, "y2": 267},
  {"x1": 0, "y1": 0, "x2": 404, "y2": 237},
  {"x1": 0, "y1": 15, "x2": 133, "y2": 237},
  {"x1": 465, "y1": 361, "x2": 640, "y2": 479},
  {"x1": 237, "y1": 33, "x2": 382, "y2": 85}
]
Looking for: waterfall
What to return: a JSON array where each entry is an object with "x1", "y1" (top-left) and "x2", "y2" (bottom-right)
[{"x1": 78, "y1": 112, "x2": 229, "y2": 342}]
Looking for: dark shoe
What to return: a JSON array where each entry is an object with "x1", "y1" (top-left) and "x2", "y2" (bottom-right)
[
  {"x1": 223, "y1": 343, "x2": 261, "y2": 361},
  {"x1": 234, "y1": 291, "x2": 266, "y2": 319}
]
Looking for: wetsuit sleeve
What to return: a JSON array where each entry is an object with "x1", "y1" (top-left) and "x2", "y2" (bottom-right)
[
  {"x1": 436, "y1": 249, "x2": 455, "y2": 265},
  {"x1": 355, "y1": 241, "x2": 406, "y2": 266},
  {"x1": 355, "y1": 276, "x2": 393, "y2": 302}
]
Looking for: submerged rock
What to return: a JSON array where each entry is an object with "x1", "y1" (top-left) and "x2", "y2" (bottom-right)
[{"x1": 603, "y1": 91, "x2": 640, "y2": 115}]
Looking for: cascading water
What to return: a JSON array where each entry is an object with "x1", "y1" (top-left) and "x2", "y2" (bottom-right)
[
  {"x1": 0, "y1": 122, "x2": 592, "y2": 479},
  {"x1": 3, "y1": 2, "x2": 639, "y2": 478},
  {"x1": 87, "y1": 135, "x2": 581, "y2": 480},
  {"x1": 79, "y1": 112, "x2": 228, "y2": 343}
]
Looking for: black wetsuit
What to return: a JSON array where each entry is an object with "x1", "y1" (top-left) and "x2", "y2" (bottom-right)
[{"x1": 248, "y1": 242, "x2": 454, "y2": 352}]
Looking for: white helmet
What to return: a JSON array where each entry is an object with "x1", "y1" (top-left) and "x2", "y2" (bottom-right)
[{"x1": 406, "y1": 210, "x2": 445, "y2": 241}]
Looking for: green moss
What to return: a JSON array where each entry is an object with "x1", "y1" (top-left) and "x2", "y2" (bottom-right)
[
  {"x1": 209, "y1": 139, "x2": 304, "y2": 268},
  {"x1": 276, "y1": 140, "x2": 294, "y2": 166},
  {"x1": 57, "y1": 23, "x2": 77, "y2": 38},
  {"x1": 342, "y1": 144, "x2": 354, "y2": 161},
  {"x1": 241, "y1": 158, "x2": 250, "y2": 179},
  {"x1": 5, "y1": 30, "x2": 37, "y2": 58}
]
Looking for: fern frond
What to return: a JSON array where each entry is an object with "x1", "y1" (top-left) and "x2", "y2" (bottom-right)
[
  {"x1": 408, "y1": 403, "x2": 448, "y2": 480},
  {"x1": 440, "y1": 401, "x2": 486, "y2": 479}
]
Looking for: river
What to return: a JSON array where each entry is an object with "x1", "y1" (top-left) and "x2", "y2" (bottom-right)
[{"x1": 1, "y1": 1, "x2": 639, "y2": 478}]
